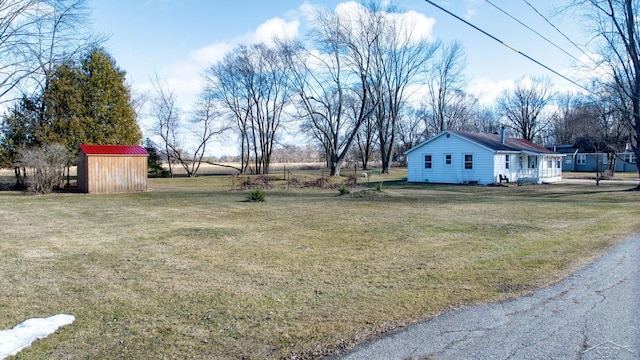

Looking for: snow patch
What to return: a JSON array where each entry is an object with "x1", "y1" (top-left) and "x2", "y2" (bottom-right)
[{"x1": 0, "y1": 314, "x2": 75, "y2": 359}]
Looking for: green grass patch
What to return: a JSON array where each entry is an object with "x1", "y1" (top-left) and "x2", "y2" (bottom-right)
[{"x1": 0, "y1": 169, "x2": 638, "y2": 359}]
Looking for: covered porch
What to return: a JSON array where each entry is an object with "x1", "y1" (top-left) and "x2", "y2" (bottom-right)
[{"x1": 516, "y1": 154, "x2": 564, "y2": 184}]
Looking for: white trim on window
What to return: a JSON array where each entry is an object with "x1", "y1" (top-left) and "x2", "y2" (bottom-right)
[
  {"x1": 464, "y1": 154, "x2": 473, "y2": 170},
  {"x1": 577, "y1": 154, "x2": 586, "y2": 165},
  {"x1": 424, "y1": 154, "x2": 433, "y2": 169}
]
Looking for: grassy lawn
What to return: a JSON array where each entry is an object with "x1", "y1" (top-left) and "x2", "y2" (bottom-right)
[{"x1": 1, "y1": 169, "x2": 639, "y2": 359}]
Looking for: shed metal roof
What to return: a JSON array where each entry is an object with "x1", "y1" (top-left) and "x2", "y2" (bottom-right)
[{"x1": 79, "y1": 144, "x2": 149, "y2": 156}]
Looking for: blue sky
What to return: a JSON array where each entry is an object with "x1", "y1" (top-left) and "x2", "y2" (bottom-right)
[{"x1": 90, "y1": 0, "x2": 590, "y2": 149}]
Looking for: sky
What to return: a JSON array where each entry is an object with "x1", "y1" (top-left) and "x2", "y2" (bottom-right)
[{"x1": 90, "y1": 0, "x2": 592, "y2": 152}]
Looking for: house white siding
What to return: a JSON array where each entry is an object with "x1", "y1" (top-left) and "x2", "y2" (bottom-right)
[
  {"x1": 493, "y1": 153, "x2": 520, "y2": 182},
  {"x1": 406, "y1": 130, "x2": 564, "y2": 185},
  {"x1": 407, "y1": 133, "x2": 496, "y2": 184}
]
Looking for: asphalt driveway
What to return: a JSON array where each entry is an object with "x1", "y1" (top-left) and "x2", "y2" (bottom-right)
[{"x1": 339, "y1": 234, "x2": 639, "y2": 360}]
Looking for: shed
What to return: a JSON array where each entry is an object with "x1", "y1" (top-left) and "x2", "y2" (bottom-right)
[
  {"x1": 405, "y1": 130, "x2": 564, "y2": 185},
  {"x1": 77, "y1": 144, "x2": 149, "y2": 193}
]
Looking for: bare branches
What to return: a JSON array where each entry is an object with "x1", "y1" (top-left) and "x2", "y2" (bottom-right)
[
  {"x1": 497, "y1": 77, "x2": 555, "y2": 142},
  {"x1": 572, "y1": 0, "x2": 640, "y2": 184},
  {"x1": 0, "y1": 0, "x2": 99, "y2": 103}
]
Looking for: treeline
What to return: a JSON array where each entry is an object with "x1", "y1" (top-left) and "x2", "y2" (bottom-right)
[
  {"x1": 149, "y1": 1, "x2": 639, "y2": 178},
  {"x1": 0, "y1": 0, "x2": 140, "y2": 191},
  {"x1": 1, "y1": 0, "x2": 638, "y2": 186}
]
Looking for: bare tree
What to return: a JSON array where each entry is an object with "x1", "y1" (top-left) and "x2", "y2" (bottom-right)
[
  {"x1": 205, "y1": 43, "x2": 291, "y2": 174},
  {"x1": 425, "y1": 89, "x2": 479, "y2": 134},
  {"x1": 571, "y1": 0, "x2": 640, "y2": 187},
  {"x1": 551, "y1": 92, "x2": 596, "y2": 144},
  {"x1": 471, "y1": 107, "x2": 501, "y2": 134},
  {"x1": 244, "y1": 43, "x2": 292, "y2": 174},
  {"x1": 354, "y1": 101, "x2": 378, "y2": 170},
  {"x1": 365, "y1": 1, "x2": 438, "y2": 174},
  {"x1": 0, "y1": 0, "x2": 98, "y2": 103},
  {"x1": 0, "y1": 0, "x2": 44, "y2": 102},
  {"x1": 206, "y1": 47, "x2": 253, "y2": 173},
  {"x1": 395, "y1": 105, "x2": 426, "y2": 165},
  {"x1": 186, "y1": 92, "x2": 230, "y2": 176},
  {"x1": 284, "y1": 6, "x2": 376, "y2": 176},
  {"x1": 426, "y1": 41, "x2": 467, "y2": 133},
  {"x1": 150, "y1": 77, "x2": 228, "y2": 177},
  {"x1": 497, "y1": 77, "x2": 555, "y2": 142},
  {"x1": 150, "y1": 76, "x2": 180, "y2": 177}
]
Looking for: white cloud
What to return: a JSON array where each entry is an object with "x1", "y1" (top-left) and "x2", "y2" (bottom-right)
[
  {"x1": 464, "y1": 0, "x2": 480, "y2": 20},
  {"x1": 245, "y1": 17, "x2": 300, "y2": 45},
  {"x1": 140, "y1": 15, "x2": 302, "y2": 116},
  {"x1": 469, "y1": 77, "x2": 514, "y2": 105},
  {"x1": 333, "y1": 1, "x2": 435, "y2": 42}
]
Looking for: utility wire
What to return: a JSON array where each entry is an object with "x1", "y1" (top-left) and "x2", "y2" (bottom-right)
[
  {"x1": 522, "y1": 0, "x2": 599, "y2": 65},
  {"x1": 484, "y1": 0, "x2": 590, "y2": 69},
  {"x1": 423, "y1": 0, "x2": 594, "y2": 94}
]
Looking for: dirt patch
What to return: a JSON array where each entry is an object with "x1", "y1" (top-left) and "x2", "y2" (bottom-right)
[{"x1": 349, "y1": 189, "x2": 403, "y2": 198}]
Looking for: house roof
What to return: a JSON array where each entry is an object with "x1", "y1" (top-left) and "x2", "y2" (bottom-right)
[
  {"x1": 79, "y1": 144, "x2": 148, "y2": 156},
  {"x1": 545, "y1": 144, "x2": 580, "y2": 155},
  {"x1": 405, "y1": 130, "x2": 561, "y2": 155}
]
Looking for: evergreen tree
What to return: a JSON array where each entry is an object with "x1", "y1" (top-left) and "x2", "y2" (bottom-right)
[
  {"x1": 79, "y1": 48, "x2": 141, "y2": 145},
  {"x1": 42, "y1": 61, "x2": 85, "y2": 150},
  {"x1": 1, "y1": 47, "x2": 141, "y2": 183}
]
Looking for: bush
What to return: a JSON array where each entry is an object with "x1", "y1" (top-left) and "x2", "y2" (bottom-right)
[
  {"x1": 17, "y1": 143, "x2": 69, "y2": 194},
  {"x1": 374, "y1": 182, "x2": 383, "y2": 192},
  {"x1": 304, "y1": 177, "x2": 330, "y2": 188},
  {"x1": 338, "y1": 186, "x2": 350, "y2": 195},
  {"x1": 145, "y1": 140, "x2": 170, "y2": 178},
  {"x1": 343, "y1": 174, "x2": 358, "y2": 187},
  {"x1": 247, "y1": 189, "x2": 266, "y2": 202}
]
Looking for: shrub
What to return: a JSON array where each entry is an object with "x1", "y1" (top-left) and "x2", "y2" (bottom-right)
[
  {"x1": 17, "y1": 143, "x2": 69, "y2": 194},
  {"x1": 145, "y1": 141, "x2": 170, "y2": 178},
  {"x1": 374, "y1": 182, "x2": 383, "y2": 192},
  {"x1": 247, "y1": 189, "x2": 266, "y2": 202},
  {"x1": 338, "y1": 186, "x2": 350, "y2": 195},
  {"x1": 343, "y1": 174, "x2": 358, "y2": 187},
  {"x1": 304, "y1": 177, "x2": 330, "y2": 188}
]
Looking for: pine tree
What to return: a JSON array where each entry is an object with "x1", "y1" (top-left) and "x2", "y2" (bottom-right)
[
  {"x1": 79, "y1": 48, "x2": 141, "y2": 145},
  {"x1": 43, "y1": 61, "x2": 84, "y2": 150}
]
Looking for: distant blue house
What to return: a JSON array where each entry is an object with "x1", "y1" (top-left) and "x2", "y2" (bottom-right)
[{"x1": 548, "y1": 144, "x2": 637, "y2": 173}]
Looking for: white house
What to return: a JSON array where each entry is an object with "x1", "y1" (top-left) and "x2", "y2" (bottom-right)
[{"x1": 405, "y1": 130, "x2": 564, "y2": 185}]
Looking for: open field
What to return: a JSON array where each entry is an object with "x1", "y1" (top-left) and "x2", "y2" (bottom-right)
[{"x1": 1, "y1": 169, "x2": 639, "y2": 359}]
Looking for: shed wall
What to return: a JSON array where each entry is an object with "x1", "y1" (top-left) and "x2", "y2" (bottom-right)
[{"x1": 78, "y1": 153, "x2": 147, "y2": 193}]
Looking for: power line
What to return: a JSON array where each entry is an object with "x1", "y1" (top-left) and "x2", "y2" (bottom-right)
[
  {"x1": 522, "y1": 0, "x2": 598, "y2": 65},
  {"x1": 484, "y1": 0, "x2": 590, "y2": 69},
  {"x1": 422, "y1": 0, "x2": 594, "y2": 94}
]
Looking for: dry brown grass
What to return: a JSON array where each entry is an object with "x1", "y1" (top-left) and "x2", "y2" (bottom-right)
[{"x1": 0, "y1": 169, "x2": 639, "y2": 359}]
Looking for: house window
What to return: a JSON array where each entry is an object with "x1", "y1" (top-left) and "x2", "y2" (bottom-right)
[
  {"x1": 464, "y1": 154, "x2": 473, "y2": 170},
  {"x1": 528, "y1": 156, "x2": 537, "y2": 169},
  {"x1": 424, "y1": 154, "x2": 432, "y2": 169},
  {"x1": 577, "y1": 154, "x2": 586, "y2": 165},
  {"x1": 624, "y1": 153, "x2": 636, "y2": 164},
  {"x1": 445, "y1": 154, "x2": 452, "y2": 165},
  {"x1": 505, "y1": 155, "x2": 510, "y2": 169},
  {"x1": 519, "y1": 156, "x2": 523, "y2": 169}
]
